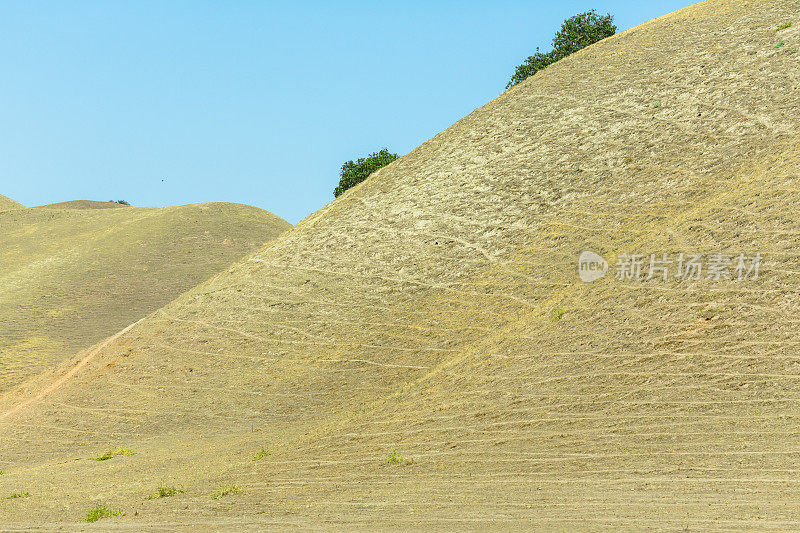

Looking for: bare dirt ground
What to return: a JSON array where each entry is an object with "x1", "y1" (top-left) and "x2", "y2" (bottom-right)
[{"x1": 1, "y1": 0, "x2": 800, "y2": 529}]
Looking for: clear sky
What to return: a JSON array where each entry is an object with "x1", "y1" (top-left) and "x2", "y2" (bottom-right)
[{"x1": 0, "y1": 0, "x2": 694, "y2": 224}]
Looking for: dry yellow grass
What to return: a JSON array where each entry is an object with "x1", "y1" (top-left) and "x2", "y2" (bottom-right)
[
  {"x1": 35, "y1": 200, "x2": 132, "y2": 210},
  {"x1": 0, "y1": 194, "x2": 24, "y2": 211},
  {"x1": 1, "y1": 0, "x2": 800, "y2": 529},
  {"x1": 0, "y1": 202, "x2": 290, "y2": 395}
]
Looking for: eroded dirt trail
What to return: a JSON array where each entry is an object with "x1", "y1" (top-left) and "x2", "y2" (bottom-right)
[{"x1": 0, "y1": 320, "x2": 140, "y2": 423}]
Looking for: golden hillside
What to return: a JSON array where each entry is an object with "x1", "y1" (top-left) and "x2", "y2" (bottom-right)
[
  {"x1": 0, "y1": 194, "x2": 24, "y2": 210},
  {"x1": 36, "y1": 200, "x2": 132, "y2": 210},
  {"x1": 0, "y1": 203, "x2": 290, "y2": 395},
  {"x1": 1, "y1": 0, "x2": 799, "y2": 529}
]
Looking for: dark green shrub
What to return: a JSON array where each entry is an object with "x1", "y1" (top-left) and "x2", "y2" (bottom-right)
[
  {"x1": 507, "y1": 10, "x2": 616, "y2": 88},
  {"x1": 334, "y1": 148, "x2": 398, "y2": 197}
]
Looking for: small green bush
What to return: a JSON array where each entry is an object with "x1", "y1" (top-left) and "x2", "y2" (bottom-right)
[
  {"x1": 147, "y1": 486, "x2": 184, "y2": 499},
  {"x1": 777, "y1": 22, "x2": 793, "y2": 31},
  {"x1": 253, "y1": 448, "x2": 271, "y2": 461},
  {"x1": 211, "y1": 485, "x2": 241, "y2": 499},
  {"x1": 3, "y1": 492, "x2": 30, "y2": 500},
  {"x1": 385, "y1": 452, "x2": 410, "y2": 465},
  {"x1": 93, "y1": 448, "x2": 136, "y2": 461},
  {"x1": 333, "y1": 148, "x2": 398, "y2": 197},
  {"x1": 85, "y1": 504, "x2": 120, "y2": 523}
]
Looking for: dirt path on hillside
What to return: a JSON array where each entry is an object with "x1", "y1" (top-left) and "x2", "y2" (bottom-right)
[{"x1": 0, "y1": 320, "x2": 140, "y2": 422}]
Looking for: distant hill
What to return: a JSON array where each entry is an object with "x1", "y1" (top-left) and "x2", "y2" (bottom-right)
[
  {"x1": 0, "y1": 202, "x2": 290, "y2": 395},
  {"x1": 36, "y1": 200, "x2": 132, "y2": 210},
  {"x1": 0, "y1": 194, "x2": 24, "y2": 210},
  {"x1": 1, "y1": 0, "x2": 800, "y2": 529}
]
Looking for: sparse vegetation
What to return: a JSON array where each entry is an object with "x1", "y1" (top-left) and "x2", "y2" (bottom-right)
[
  {"x1": 109, "y1": 199, "x2": 131, "y2": 205},
  {"x1": 3, "y1": 2, "x2": 800, "y2": 529},
  {"x1": 253, "y1": 448, "x2": 271, "y2": 461},
  {"x1": 93, "y1": 448, "x2": 136, "y2": 461},
  {"x1": 84, "y1": 504, "x2": 120, "y2": 523},
  {"x1": 776, "y1": 40, "x2": 785, "y2": 48},
  {"x1": 334, "y1": 148, "x2": 398, "y2": 197},
  {"x1": 777, "y1": 22, "x2": 793, "y2": 31},
  {"x1": 788, "y1": 48, "x2": 798, "y2": 55},
  {"x1": 507, "y1": 10, "x2": 616, "y2": 87},
  {"x1": 385, "y1": 452, "x2": 410, "y2": 465},
  {"x1": 653, "y1": 101, "x2": 662, "y2": 108},
  {"x1": 211, "y1": 485, "x2": 241, "y2": 499},
  {"x1": 147, "y1": 486, "x2": 184, "y2": 499},
  {"x1": 3, "y1": 492, "x2": 30, "y2": 500}
]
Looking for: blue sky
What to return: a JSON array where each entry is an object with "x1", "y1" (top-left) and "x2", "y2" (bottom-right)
[{"x1": 0, "y1": 0, "x2": 693, "y2": 224}]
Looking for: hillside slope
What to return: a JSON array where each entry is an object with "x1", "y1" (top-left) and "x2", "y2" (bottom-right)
[
  {"x1": 0, "y1": 203, "x2": 290, "y2": 394},
  {"x1": 36, "y1": 200, "x2": 132, "y2": 210},
  {"x1": 1, "y1": 0, "x2": 800, "y2": 529},
  {"x1": 0, "y1": 194, "x2": 24, "y2": 210}
]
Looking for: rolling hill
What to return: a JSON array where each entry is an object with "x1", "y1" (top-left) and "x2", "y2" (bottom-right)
[
  {"x1": 36, "y1": 200, "x2": 132, "y2": 210},
  {"x1": 1, "y1": 0, "x2": 799, "y2": 529},
  {"x1": 0, "y1": 194, "x2": 24, "y2": 210},
  {"x1": 0, "y1": 202, "x2": 291, "y2": 395}
]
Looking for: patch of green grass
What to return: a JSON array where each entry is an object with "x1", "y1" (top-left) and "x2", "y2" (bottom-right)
[
  {"x1": 652, "y1": 101, "x2": 662, "y2": 108},
  {"x1": 551, "y1": 308, "x2": 564, "y2": 321},
  {"x1": 385, "y1": 452, "x2": 410, "y2": 465},
  {"x1": 776, "y1": 40, "x2": 785, "y2": 48},
  {"x1": 211, "y1": 485, "x2": 241, "y2": 500},
  {"x1": 2, "y1": 492, "x2": 30, "y2": 500},
  {"x1": 146, "y1": 486, "x2": 184, "y2": 500},
  {"x1": 252, "y1": 448, "x2": 271, "y2": 461},
  {"x1": 84, "y1": 504, "x2": 120, "y2": 523},
  {"x1": 787, "y1": 48, "x2": 798, "y2": 55},
  {"x1": 777, "y1": 22, "x2": 793, "y2": 31},
  {"x1": 92, "y1": 448, "x2": 136, "y2": 461}
]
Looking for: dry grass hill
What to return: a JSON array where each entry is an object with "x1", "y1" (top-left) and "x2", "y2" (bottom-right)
[
  {"x1": 0, "y1": 202, "x2": 291, "y2": 396},
  {"x1": 0, "y1": 194, "x2": 24, "y2": 211},
  {"x1": 36, "y1": 200, "x2": 132, "y2": 210},
  {"x1": 1, "y1": 0, "x2": 799, "y2": 529}
]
